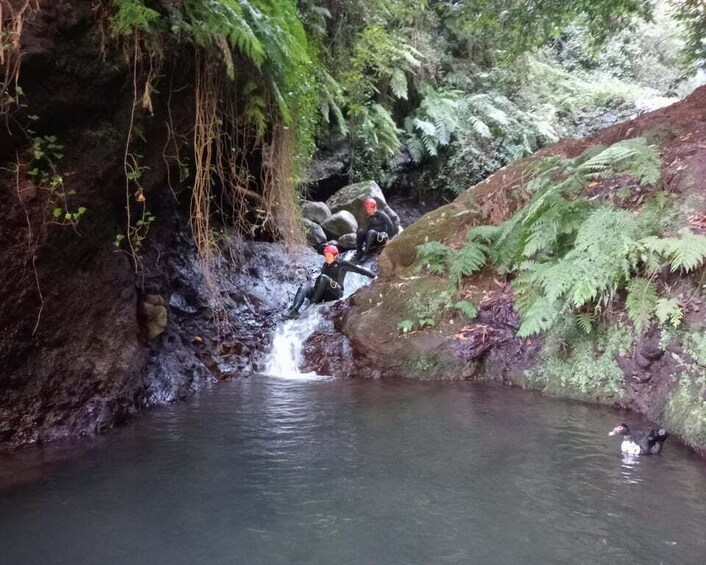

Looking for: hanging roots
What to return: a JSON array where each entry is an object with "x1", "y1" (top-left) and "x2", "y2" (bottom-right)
[
  {"x1": 191, "y1": 52, "x2": 304, "y2": 275},
  {"x1": 0, "y1": 0, "x2": 39, "y2": 117}
]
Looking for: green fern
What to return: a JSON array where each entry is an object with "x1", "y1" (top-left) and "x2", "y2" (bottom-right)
[
  {"x1": 640, "y1": 229, "x2": 706, "y2": 272},
  {"x1": 517, "y1": 296, "x2": 562, "y2": 338},
  {"x1": 319, "y1": 70, "x2": 349, "y2": 135},
  {"x1": 356, "y1": 103, "x2": 402, "y2": 158},
  {"x1": 454, "y1": 300, "x2": 478, "y2": 319},
  {"x1": 415, "y1": 241, "x2": 451, "y2": 275},
  {"x1": 110, "y1": 0, "x2": 162, "y2": 35},
  {"x1": 448, "y1": 240, "x2": 488, "y2": 286},
  {"x1": 390, "y1": 69, "x2": 408, "y2": 100},
  {"x1": 577, "y1": 137, "x2": 661, "y2": 186},
  {"x1": 655, "y1": 297, "x2": 683, "y2": 329},
  {"x1": 663, "y1": 229, "x2": 706, "y2": 272},
  {"x1": 575, "y1": 311, "x2": 596, "y2": 334},
  {"x1": 625, "y1": 277, "x2": 658, "y2": 334},
  {"x1": 466, "y1": 224, "x2": 503, "y2": 243},
  {"x1": 404, "y1": 88, "x2": 463, "y2": 162}
]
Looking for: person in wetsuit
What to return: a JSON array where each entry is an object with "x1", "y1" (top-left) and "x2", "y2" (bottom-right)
[
  {"x1": 284, "y1": 243, "x2": 375, "y2": 319},
  {"x1": 355, "y1": 197, "x2": 396, "y2": 261}
]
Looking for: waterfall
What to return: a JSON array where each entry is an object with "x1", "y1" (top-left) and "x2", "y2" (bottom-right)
[
  {"x1": 264, "y1": 256, "x2": 372, "y2": 381},
  {"x1": 264, "y1": 308, "x2": 329, "y2": 381}
]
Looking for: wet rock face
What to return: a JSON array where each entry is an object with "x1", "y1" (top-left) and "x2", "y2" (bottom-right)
[
  {"x1": 300, "y1": 303, "x2": 358, "y2": 378},
  {"x1": 300, "y1": 279, "x2": 540, "y2": 383},
  {"x1": 0, "y1": 0, "x2": 322, "y2": 448}
]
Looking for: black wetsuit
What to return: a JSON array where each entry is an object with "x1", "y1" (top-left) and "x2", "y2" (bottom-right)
[
  {"x1": 356, "y1": 209, "x2": 396, "y2": 255},
  {"x1": 286, "y1": 259, "x2": 375, "y2": 316}
]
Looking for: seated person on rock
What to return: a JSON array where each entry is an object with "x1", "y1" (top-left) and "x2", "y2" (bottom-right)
[
  {"x1": 284, "y1": 243, "x2": 375, "y2": 319},
  {"x1": 355, "y1": 197, "x2": 396, "y2": 261}
]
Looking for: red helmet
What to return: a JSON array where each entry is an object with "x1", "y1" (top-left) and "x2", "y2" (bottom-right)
[
  {"x1": 323, "y1": 243, "x2": 339, "y2": 257},
  {"x1": 363, "y1": 197, "x2": 377, "y2": 210}
]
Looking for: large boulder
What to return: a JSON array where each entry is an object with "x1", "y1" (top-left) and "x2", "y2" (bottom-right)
[
  {"x1": 302, "y1": 201, "x2": 331, "y2": 225},
  {"x1": 321, "y1": 210, "x2": 358, "y2": 238},
  {"x1": 326, "y1": 180, "x2": 387, "y2": 227},
  {"x1": 302, "y1": 218, "x2": 327, "y2": 247},
  {"x1": 337, "y1": 232, "x2": 357, "y2": 250}
]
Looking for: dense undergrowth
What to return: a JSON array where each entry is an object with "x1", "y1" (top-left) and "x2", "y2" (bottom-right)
[
  {"x1": 1, "y1": 0, "x2": 703, "y2": 271},
  {"x1": 414, "y1": 137, "x2": 706, "y2": 336},
  {"x1": 407, "y1": 129, "x2": 706, "y2": 447}
]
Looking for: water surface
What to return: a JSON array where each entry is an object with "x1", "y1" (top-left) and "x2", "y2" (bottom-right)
[{"x1": 1, "y1": 378, "x2": 705, "y2": 565}]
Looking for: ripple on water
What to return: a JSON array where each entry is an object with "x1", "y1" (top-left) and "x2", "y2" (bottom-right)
[{"x1": 1, "y1": 380, "x2": 706, "y2": 565}]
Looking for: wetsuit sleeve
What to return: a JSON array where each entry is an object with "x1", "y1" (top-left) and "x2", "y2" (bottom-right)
[
  {"x1": 339, "y1": 260, "x2": 375, "y2": 278},
  {"x1": 380, "y1": 210, "x2": 395, "y2": 236}
]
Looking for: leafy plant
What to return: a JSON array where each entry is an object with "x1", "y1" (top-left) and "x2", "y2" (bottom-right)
[
  {"x1": 625, "y1": 277, "x2": 658, "y2": 335},
  {"x1": 665, "y1": 373, "x2": 706, "y2": 448},
  {"x1": 414, "y1": 241, "x2": 452, "y2": 275},
  {"x1": 405, "y1": 88, "x2": 464, "y2": 162},
  {"x1": 654, "y1": 297, "x2": 683, "y2": 329},
  {"x1": 414, "y1": 141, "x2": 706, "y2": 338},
  {"x1": 454, "y1": 300, "x2": 478, "y2": 319},
  {"x1": 26, "y1": 135, "x2": 87, "y2": 227},
  {"x1": 397, "y1": 286, "x2": 456, "y2": 332},
  {"x1": 577, "y1": 137, "x2": 661, "y2": 186}
]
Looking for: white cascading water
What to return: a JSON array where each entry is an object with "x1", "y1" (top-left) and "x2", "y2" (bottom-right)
[
  {"x1": 264, "y1": 308, "x2": 329, "y2": 380},
  {"x1": 264, "y1": 259, "x2": 372, "y2": 381}
]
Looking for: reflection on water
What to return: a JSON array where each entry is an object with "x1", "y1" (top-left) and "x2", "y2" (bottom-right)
[
  {"x1": 620, "y1": 454, "x2": 644, "y2": 484},
  {"x1": 1, "y1": 380, "x2": 706, "y2": 565}
]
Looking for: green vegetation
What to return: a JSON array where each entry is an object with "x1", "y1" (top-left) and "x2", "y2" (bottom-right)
[
  {"x1": 664, "y1": 331, "x2": 706, "y2": 448},
  {"x1": 414, "y1": 138, "x2": 706, "y2": 338},
  {"x1": 666, "y1": 374, "x2": 706, "y2": 448},
  {"x1": 26, "y1": 134, "x2": 87, "y2": 227},
  {"x1": 526, "y1": 320, "x2": 629, "y2": 400},
  {"x1": 6, "y1": 1, "x2": 699, "y2": 260},
  {"x1": 395, "y1": 277, "x2": 478, "y2": 333}
]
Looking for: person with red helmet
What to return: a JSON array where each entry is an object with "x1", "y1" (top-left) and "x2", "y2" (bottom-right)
[
  {"x1": 355, "y1": 197, "x2": 396, "y2": 262},
  {"x1": 283, "y1": 243, "x2": 375, "y2": 319}
]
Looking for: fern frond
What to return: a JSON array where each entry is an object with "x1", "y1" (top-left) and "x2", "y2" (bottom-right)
[
  {"x1": 449, "y1": 241, "x2": 488, "y2": 285},
  {"x1": 532, "y1": 118, "x2": 559, "y2": 143},
  {"x1": 517, "y1": 296, "x2": 561, "y2": 338},
  {"x1": 414, "y1": 241, "x2": 451, "y2": 275},
  {"x1": 575, "y1": 312, "x2": 595, "y2": 334},
  {"x1": 467, "y1": 224, "x2": 502, "y2": 243},
  {"x1": 578, "y1": 138, "x2": 661, "y2": 186},
  {"x1": 468, "y1": 116, "x2": 492, "y2": 138},
  {"x1": 413, "y1": 118, "x2": 437, "y2": 137},
  {"x1": 655, "y1": 297, "x2": 683, "y2": 329},
  {"x1": 663, "y1": 229, "x2": 706, "y2": 272},
  {"x1": 626, "y1": 277, "x2": 657, "y2": 334},
  {"x1": 390, "y1": 69, "x2": 408, "y2": 100},
  {"x1": 110, "y1": 0, "x2": 161, "y2": 35},
  {"x1": 363, "y1": 104, "x2": 402, "y2": 157},
  {"x1": 407, "y1": 137, "x2": 426, "y2": 163},
  {"x1": 454, "y1": 300, "x2": 478, "y2": 319}
]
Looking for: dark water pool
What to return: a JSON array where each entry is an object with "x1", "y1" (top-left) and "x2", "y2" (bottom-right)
[{"x1": 1, "y1": 378, "x2": 705, "y2": 564}]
